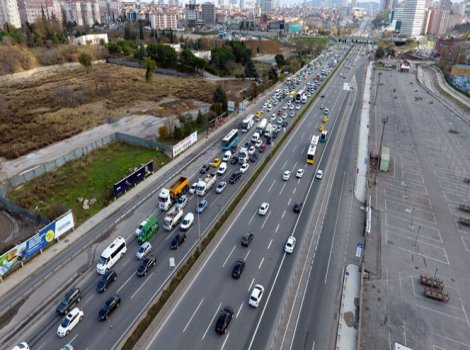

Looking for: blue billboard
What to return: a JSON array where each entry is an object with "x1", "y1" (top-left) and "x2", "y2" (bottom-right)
[
  {"x1": 24, "y1": 222, "x2": 56, "y2": 259},
  {"x1": 279, "y1": 20, "x2": 285, "y2": 30},
  {"x1": 289, "y1": 23, "x2": 302, "y2": 32},
  {"x1": 113, "y1": 160, "x2": 154, "y2": 198}
]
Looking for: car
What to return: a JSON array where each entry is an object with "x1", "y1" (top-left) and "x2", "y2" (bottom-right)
[
  {"x1": 216, "y1": 181, "x2": 227, "y2": 194},
  {"x1": 321, "y1": 94, "x2": 325, "y2": 98},
  {"x1": 176, "y1": 195, "x2": 188, "y2": 209},
  {"x1": 284, "y1": 236, "x2": 296, "y2": 253},
  {"x1": 60, "y1": 344, "x2": 74, "y2": 350},
  {"x1": 290, "y1": 105, "x2": 295, "y2": 110},
  {"x1": 200, "y1": 164, "x2": 210, "y2": 174},
  {"x1": 57, "y1": 307, "x2": 84, "y2": 337},
  {"x1": 136, "y1": 241, "x2": 152, "y2": 260},
  {"x1": 240, "y1": 163, "x2": 249, "y2": 174},
  {"x1": 96, "y1": 270, "x2": 117, "y2": 293},
  {"x1": 283, "y1": 104, "x2": 288, "y2": 110},
  {"x1": 189, "y1": 183, "x2": 197, "y2": 195},
  {"x1": 269, "y1": 115, "x2": 276, "y2": 122},
  {"x1": 248, "y1": 146, "x2": 256, "y2": 155},
  {"x1": 196, "y1": 199, "x2": 208, "y2": 213},
  {"x1": 319, "y1": 124, "x2": 325, "y2": 132},
  {"x1": 171, "y1": 232, "x2": 187, "y2": 249},
  {"x1": 266, "y1": 137, "x2": 272, "y2": 145},
  {"x1": 258, "y1": 202, "x2": 269, "y2": 216},
  {"x1": 295, "y1": 104, "x2": 301, "y2": 110},
  {"x1": 324, "y1": 108, "x2": 329, "y2": 115},
  {"x1": 137, "y1": 256, "x2": 156, "y2": 277},
  {"x1": 255, "y1": 139, "x2": 262, "y2": 148},
  {"x1": 277, "y1": 109, "x2": 283, "y2": 116},
  {"x1": 277, "y1": 117, "x2": 283, "y2": 124},
  {"x1": 229, "y1": 171, "x2": 242, "y2": 184},
  {"x1": 11, "y1": 343, "x2": 30, "y2": 350},
  {"x1": 215, "y1": 306, "x2": 234, "y2": 334},
  {"x1": 98, "y1": 294, "x2": 120, "y2": 321},
  {"x1": 230, "y1": 155, "x2": 239, "y2": 164},
  {"x1": 241, "y1": 231, "x2": 254, "y2": 247},
  {"x1": 259, "y1": 144, "x2": 266, "y2": 153},
  {"x1": 212, "y1": 158, "x2": 222, "y2": 168},
  {"x1": 282, "y1": 121, "x2": 288, "y2": 127},
  {"x1": 255, "y1": 111, "x2": 262, "y2": 117},
  {"x1": 217, "y1": 162, "x2": 227, "y2": 175},
  {"x1": 248, "y1": 284, "x2": 265, "y2": 308},
  {"x1": 249, "y1": 153, "x2": 258, "y2": 162},
  {"x1": 296, "y1": 169, "x2": 304, "y2": 178},
  {"x1": 316, "y1": 169, "x2": 323, "y2": 179},
  {"x1": 56, "y1": 288, "x2": 81, "y2": 315},
  {"x1": 293, "y1": 202, "x2": 303, "y2": 213},
  {"x1": 232, "y1": 259, "x2": 245, "y2": 279},
  {"x1": 275, "y1": 125, "x2": 282, "y2": 133},
  {"x1": 282, "y1": 170, "x2": 291, "y2": 181},
  {"x1": 290, "y1": 111, "x2": 295, "y2": 117}
]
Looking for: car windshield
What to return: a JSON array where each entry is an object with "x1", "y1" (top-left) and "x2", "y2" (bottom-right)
[
  {"x1": 98, "y1": 257, "x2": 107, "y2": 265},
  {"x1": 61, "y1": 317, "x2": 71, "y2": 327},
  {"x1": 138, "y1": 246, "x2": 145, "y2": 253}
]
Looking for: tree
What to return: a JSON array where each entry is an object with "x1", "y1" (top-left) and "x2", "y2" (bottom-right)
[
  {"x1": 146, "y1": 43, "x2": 177, "y2": 67},
  {"x1": 268, "y1": 67, "x2": 278, "y2": 83},
  {"x1": 78, "y1": 52, "x2": 92, "y2": 73},
  {"x1": 375, "y1": 47, "x2": 385, "y2": 60},
  {"x1": 139, "y1": 20, "x2": 144, "y2": 41},
  {"x1": 244, "y1": 58, "x2": 258, "y2": 79},
  {"x1": 143, "y1": 57, "x2": 156, "y2": 82},
  {"x1": 250, "y1": 82, "x2": 259, "y2": 99},
  {"x1": 275, "y1": 54, "x2": 286, "y2": 67},
  {"x1": 210, "y1": 47, "x2": 234, "y2": 72},
  {"x1": 213, "y1": 85, "x2": 227, "y2": 111},
  {"x1": 158, "y1": 124, "x2": 170, "y2": 140}
]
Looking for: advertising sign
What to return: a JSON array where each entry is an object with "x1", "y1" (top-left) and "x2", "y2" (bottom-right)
[
  {"x1": 24, "y1": 222, "x2": 56, "y2": 259},
  {"x1": 55, "y1": 211, "x2": 75, "y2": 239},
  {"x1": 289, "y1": 23, "x2": 302, "y2": 32},
  {"x1": 113, "y1": 161, "x2": 154, "y2": 197},
  {"x1": 172, "y1": 131, "x2": 198, "y2": 158},
  {"x1": 279, "y1": 20, "x2": 285, "y2": 29},
  {"x1": 355, "y1": 243, "x2": 363, "y2": 258},
  {"x1": 0, "y1": 242, "x2": 27, "y2": 277},
  {"x1": 239, "y1": 102, "x2": 246, "y2": 112},
  {"x1": 227, "y1": 101, "x2": 235, "y2": 112}
]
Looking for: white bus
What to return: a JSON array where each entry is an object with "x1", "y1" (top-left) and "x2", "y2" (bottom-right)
[
  {"x1": 310, "y1": 135, "x2": 319, "y2": 147},
  {"x1": 306, "y1": 145, "x2": 317, "y2": 164},
  {"x1": 296, "y1": 89, "x2": 305, "y2": 103},
  {"x1": 96, "y1": 236, "x2": 127, "y2": 274}
]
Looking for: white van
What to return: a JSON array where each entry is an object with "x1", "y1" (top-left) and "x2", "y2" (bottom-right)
[
  {"x1": 217, "y1": 162, "x2": 227, "y2": 175},
  {"x1": 180, "y1": 213, "x2": 194, "y2": 231},
  {"x1": 251, "y1": 132, "x2": 260, "y2": 143},
  {"x1": 96, "y1": 236, "x2": 127, "y2": 274},
  {"x1": 222, "y1": 151, "x2": 232, "y2": 162}
]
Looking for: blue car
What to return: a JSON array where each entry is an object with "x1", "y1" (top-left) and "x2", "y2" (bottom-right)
[{"x1": 196, "y1": 199, "x2": 208, "y2": 213}]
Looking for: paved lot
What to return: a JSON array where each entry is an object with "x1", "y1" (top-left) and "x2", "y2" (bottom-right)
[{"x1": 362, "y1": 65, "x2": 470, "y2": 350}]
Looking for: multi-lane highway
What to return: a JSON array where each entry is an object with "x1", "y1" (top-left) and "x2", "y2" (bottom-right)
[{"x1": 7, "y1": 45, "x2": 352, "y2": 350}]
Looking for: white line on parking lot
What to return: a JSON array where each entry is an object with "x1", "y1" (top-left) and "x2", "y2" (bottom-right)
[
  {"x1": 268, "y1": 179, "x2": 275, "y2": 193},
  {"x1": 259, "y1": 258, "x2": 264, "y2": 269},
  {"x1": 275, "y1": 224, "x2": 280, "y2": 233},
  {"x1": 131, "y1": 272, "x2": 155, "y2": 299},
  {"x1": 222, "y1": 245, "x2": 236, "y2": 267},
  {"x1": 117, "y1": 273, "x2": 135, "y2": 294},
  {"x1": 202, "y1": 302, "x2": 222, "y2": 340},
  {"x1": 248, "y1": 278, "x2": 255, "y2": 292},
  {"x1": 236, "y1": 302, "x2": 244, "y2": 318},
  {"x1": 183, "y1": 298, "x2": 204, "y2": 333},
  {"x1": 267, "y1": 239, "x2": 273, "y2": 250},
  {"x1": 262, "y1": 212, "x2": 271, "y2": 229},
  {"x1": 282, "y1": 210, "x2": 286, "y2": 219}
]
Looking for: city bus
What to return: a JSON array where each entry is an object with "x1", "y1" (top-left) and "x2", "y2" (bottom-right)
[
  {"x1": 222, "y1": 129, "x2": 240, "y2": 150},
  {"x1": 306, "y1": 145, "x2": 317, "y2": 164},
  {"x1": 320, "y1": 130, "x2": 328, "y2": 143},
  {"x1": 310, "y1": 135, "x2": 319, "y2": 147},
  {"x1": 296, "y1": 89, "x2": 305, "y2": 103}
]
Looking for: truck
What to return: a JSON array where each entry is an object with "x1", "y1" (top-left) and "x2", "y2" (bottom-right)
[
  {"x1": 264, "y1": 123, "x2": 274, "y2": 138},
  {"x1": 158, "y1": 176, "x2": 189, "y2": 211},
  {"x1": 163, "y1": 207, "x2": 184, "y2": 231},
  {"x1": 241, "y1": 114, "x2": 254, "y2": 133},
  {"x1": 196, "y1": 173, "x2": 217, "y2": 196},
  {"x1": 137, "y1": 216, "x2": 159, "y2": 244},
  {"x1": 256, "y1": 118, "x2": 268, "y2": 133},
  {"x1": 290, "y1": 91, "x2": 296, "y2": 101}
]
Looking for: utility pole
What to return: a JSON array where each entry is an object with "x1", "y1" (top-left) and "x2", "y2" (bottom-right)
[{"x1": 374, "y1": 116, "x2": 388, "y2": 185}]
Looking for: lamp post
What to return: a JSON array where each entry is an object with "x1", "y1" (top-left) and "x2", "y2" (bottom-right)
[
  {"x1": 409, "y1": 207, "x2": 415, "y2": 229},
  {"x1": 414, "y1": 225, "x2": 421, "y2": 247},
  {"x1": 196, "y1": 193, "x2": 201, "y2": 254}
]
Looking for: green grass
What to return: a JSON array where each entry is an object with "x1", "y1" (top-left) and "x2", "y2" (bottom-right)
[
  {"x1": 7, "y1": 142, "x2": 170, "y2": 225},
  {"x1": 289, "y1": 37, "x2": 330, "y2": 46}
]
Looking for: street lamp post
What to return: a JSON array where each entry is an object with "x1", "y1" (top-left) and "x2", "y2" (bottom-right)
[
  {"x1": 409, "y1": 207, "x2": 416, "y2": 229},
  {"x1": 196, "y1": 193, "x2": 201, "y2": 254},
  {"x1": 414, "y1": 225, "x2": 421, "y2": 247}
]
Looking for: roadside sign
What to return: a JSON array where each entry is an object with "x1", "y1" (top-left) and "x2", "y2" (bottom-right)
[
  {"x1": 228, "y1": 101, "x2": 235, "y2": 112},
  {"x1": 239, "y1": 102, "x2": 246, "y2": 112},
  {"x1": 355, "y1": 243, "x2": 363, "y2": 258}
]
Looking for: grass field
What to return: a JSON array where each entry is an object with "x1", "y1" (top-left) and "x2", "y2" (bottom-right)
[
  {"x1": 289, "y1": 37, "x2": 330, "y2": 46},
  {"x1": 7, "y1": 142, "x2": 169, "y2": 225}
]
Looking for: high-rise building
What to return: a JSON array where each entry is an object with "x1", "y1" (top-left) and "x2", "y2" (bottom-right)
[
  {"x1": 185, "y1": 3, "x2": 199, "y2": 26},
  {"x1": 149, "y1": 11, "x2": 178, "y2": 29},
  {"x1": 240, "y1": 0, "x2": 244, "y2": 9},
  {"x1": 400, "y1": 0, "x2": 426, "y2": 36},
  {"x1": 424, "y1": 7, "x2": 450, "y2": 36},
  {"x1": 17, "y1": 0, "x2": 62, "y2": 25},
  {"x1": 260, "y1": 0, "x2": 272, "y2": 13},
  {"x1": 0, "y1": 0, "x2": 22, "y2": 28},
  {"x1": 201, "y1": 2, "x2": 215, "y2": 24}
]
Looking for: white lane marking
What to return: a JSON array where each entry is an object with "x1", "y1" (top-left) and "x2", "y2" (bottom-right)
[
  {"x1": 282, "y1": 210, "x2": 286, "y2": 219},
  {"x1": 202, "y1": 302, "x2": 222, "y2": 340},
  {"x1": 293, "y1": 187, "x2": 297, "y2": 194},
  {"x1": 244, "y1": 249, "x2": 251, "y2": 261},
  {"x1": 267, "y1": 239, "x2": 273, "y2": 250},
  {"x1": 222, "y1": 245, "x2": 236, "y2": 267},
  {"x1": 117, "y1": 273, "x2": 134, "y2": 294},
  {"x1": 261, "y1": 211, "x2": 271, "y2": 229},
  {"x1": 236, "y1": 302, "x2": 244, "y2": 318},
  {"x1": 183, "y1": 298, "x2": 204, "y2": 333},
  {"x1": 279, "y1": 182, "x2": 287, "y2": 195},
  {"x1": 36, "y1": 344, "x2": 46, "y2": 350},
  {"x1": 69, "y1": 334, "x2": 79, "y2": 344},
  {"x1": 288, "y1": 198, "x2": 292, "y2": 206},
  {"x1": 292, "y1": 144, "x2": 298, "y2": 153},
  {"x1": 164, "y1": 230, "x2": 177, "y2": 241},
  {"x1": 282, "y1": 159, "x2": 288, "y2": 168},
  {"x1": 275, "y1": 224, "x2": 280, "y2": 233},
  {"x1": 259, "y1": 258, "x2": 264, "y2": 269},
  {"x1": 268, "y1": 180, "x2": 276, "y2": 193},
  {"x1": 248, "y1": 211, "x2": 257, "y2": 225},
  {"x1": 220, "y1": 331, "x2": 230, "y2": 350},
  {"x1": 248, "y1": 278, "x2": 255, "y2": 292},
  {"x1": 131, "y1": 272, "x2": 155, "y2": 299}
]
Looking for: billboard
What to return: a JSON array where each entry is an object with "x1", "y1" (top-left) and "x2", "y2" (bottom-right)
[
  {"x1": 172, "y1": 131, "x2": 198, "y2": 158},
  {"x1": 289, "y1": 23, "x2": 302, "y2": 32},
  {"x1": 55, "y1": 211, "x2": 75, "y2": 239},
  {"x1": 24, "y1": 222, "x2": 56, "y2": 259},
  {"x1": 113, "y1": 160, "x2": 154, "y2": 198},
  {"x1": 227, "y1": 101, "x2": 235, "y2": 112},
  {"x1": 279, "y1": 20, "x2": 285, "y2": 29},
  {"x1": 0, "y1": 242, "x2": 27, "y2": 277}
]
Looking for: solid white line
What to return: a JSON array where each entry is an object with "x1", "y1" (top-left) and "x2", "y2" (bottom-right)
[
  {"x1": 131, "y1": 272, "x2": 154, "y2": 300},
  {"x1": 222, "y1": 245, "x2": 236, "y2": 267},
  {"x1": 183, "y1": 298, "x2": 204, "y2": 333},
  {"x1": 117, "y1": 273, "x2": 134, "y2": 294},
  {"x1": 248, "y1": 278, "x2": 255, "y2": 292},
  {"x1": 236, "y1": 302, "x2": 244, "y2": 318},
  {"x1": 267, "y1": 239, "x2": 273, "y2": 250},
  {"x1": 275, "y1": 224, "x2": 280, "y2": 233},
  {"x1": 259, "y1": 258, "x2": 264, "y2": 269},
  {"x1": 202, "y1": 303, "x2": 221, "y2": 340}
]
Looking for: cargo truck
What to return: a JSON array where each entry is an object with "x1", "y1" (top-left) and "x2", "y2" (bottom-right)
[
  {"x1": 264, "y1": 123, "x2": 274, "y2": 138},
  {"x1": 158, "y1": 176, "x2": 189, "y2": 211},
  {"x1": 241, "y1": 114, "x2": 254, "y2": 133},
  {"x1": 196, "y1": 173, "x2": 217, "y2": 196},
  {"x1": 137, "y1": 216, "x2": 159, "y2": 244},
  {"x1": 163, "y1": 207, "x2": 184, "y2": 231},
  {"x1": 256, "y1": 118, "x2": 268, "y2": 133}
]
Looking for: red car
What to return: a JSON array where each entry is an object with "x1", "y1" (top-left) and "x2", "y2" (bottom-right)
[{"x1": 259, "y1": 144, "x2": 266, "y2": 153}]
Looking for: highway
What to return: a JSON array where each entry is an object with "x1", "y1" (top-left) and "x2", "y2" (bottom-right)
[
  {"x1": 6, "y1": 45, "x2": 350, "y2": 350},
  {"x1": 142, "y1": 48, "x2": 363, "y2": 350}
]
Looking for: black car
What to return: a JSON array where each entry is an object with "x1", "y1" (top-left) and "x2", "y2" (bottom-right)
[
  {"x1": 137, "y1": 256, "x2": 156, "y2": 277},
  {"x1": 266, "y1": 137, "x2": 272, "y2": 145},
  {"x1": 229, "y1": 171, "x2": 242, "y2": 184},
  {"x1": 96, "y1": 270, "x2": 117, "y2": 293},
  {"x1": 171, "y1": 232, "x2": 186, "y2": 249},
  {"x1": 200, "y1": 164, "x2": 210, "y2": 174},
  {"x1": 230, "y1": 144, "x2": 238, "y2": 152},
  {"x1": 215, "y1": 306, "x2": 234, "y2": 334},
  {"x1": 282, "y1": 121, "x2": 288, "y2": 127},
  {"x1": 230, "y1": 155, "x2": 239, "y2": 165},
  {"x1": 56, "y1": 288, "x2": 81, "y2": 315},
  {"x1": 272, "y1": 131, "x2": 278, "y2": 139},
  {"x1": 232, "y1": 259, "x2": 245, "y2": 279},
  {"x1": 98, "y1": 294, "x2": 121, "y2": 321},
  {"x1": 241, "y1": 232, "x2": 254, "y2": 247},
  {"x1": 249, "y1": 153, "x2": 258, "y2": 162},
  {"x1": 293, "y1": 202, "x2": 303, "y2": 213}
]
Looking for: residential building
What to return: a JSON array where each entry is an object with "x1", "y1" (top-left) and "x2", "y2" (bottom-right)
[
  {"x1": 201, "y1": 2, "x2": 215, "y2": 24},
  {"x1": 260, "y1": 0, "x2": 272, "y2": 13},
  {"x1": 17, "y1": 0, "x2": 62, "y2": 25},
  {"x1": 424, "y1": 7, "x2": 450, "y2": 36},
  {"x1": 400, "y1": 0, "x2": 426, "y2": 37},
  {"x1": 185, "y1": 3, "x2": 199, "y2": 26},
  {"x1": 149, "y1": 11, "x2": 178, "y2": 29},
  {"x1": 73, "y1": 33, "x2": 108, "y2": 45},
  {"x1": 0, "y1": 0, "x2": 22, "y2": 28},
  {"x1": 98, "y1": 0, "x2": 121, "y2": 24},
  {"x1": 62, "y1": 0, "x2": 101, "y2": 26}
]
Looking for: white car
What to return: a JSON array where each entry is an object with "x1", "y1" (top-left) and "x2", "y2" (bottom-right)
[
  {"x1": 217, "y1": 162, "x2": 227, "y2": 175},
  {"x1": 283, "y1": 104, "x2": 288, "y2": 110},
  {"x1": 11, "y1": 342, "x2": 29, "y2": 350},
  {"x1": 176, "y1": 194, "x2": 188, "y2": 209},
  {"x1": 258, "y1": 202, "x2": 269, "y2": 216},
  {"x1": 189, "y1": 183, "x2": 197, "y2": 195},
  {"x1": 240, "y1": 163, "x2": 250, "y2": 174},
  {"x1": 282, "y1": 170, "x2": 291, "y2": 181},
  {"x1": 296, "y1": 169, "x2": 304, "y2": 178},
  {"x1": 57, "y1": 307, "x2": 84, "y2": 337},
  {"x1": 290, "y1": 105, "x2": 295, "y2": 110},
  {"x1": 215, "y1": 181, "x2": 227, "y2": 194},
  {"x1": 248, "y1": 284, "x2": 265, "y2": 308},
  {"x1": 180, "y1": 212, "x2": 195, "y2": 231},
  {"x1": 284, "y1": 236, "x2": 296, "y2": 254},
  {"x1": 136, "y1": 241, "x2": 152, "y2": 260},
  {"x1": 316, "y1": 169, "x2": 323, "y2": 179},
  {"x1": 248, "y1": 146, "x2": 256, "y2": 155},
  {"x1": 255, "y1": 139, "x2": 263, "y2": 148},
  {"x1": 295, "y1": 104, "x2": 301, "y2": 110},
  {"x1": 277, "y1": 117, "x2": 283, "y2": 124}
]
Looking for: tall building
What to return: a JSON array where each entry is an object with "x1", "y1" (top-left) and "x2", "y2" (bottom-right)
[
  {"x1": 400, "y1": 0, "x2": 426, "y2": 36},
  {"x1": 149, "y1": 11, "x2": 177, "y2": 29},
  {"x1": 201, "y1": 2, "x2": 215, "y2": 24},
  {"x1": 0, "y1": 0, "x2": 22, "y2": 28},
  {"x1": 62, "y1": 0, "x2": 101, "y2": 26},
  {"x1": 17, "y1": 0, "x2": 62, "y2": 25},
  {"x1": 424, "y1": 7, "x2": 449, "y2": 35},
  {"x1": 185, "y1": 3, "x2": 199, "y2": 26},
  {"x1": 260, "y1": 0, "x2": 272, "y2": 13},
  {"x1": 240, "y1": 0, "x2": 244, "y2": 9},
  {"x1": 98, "y1": 0, "x2": 121, "y2": 24}
]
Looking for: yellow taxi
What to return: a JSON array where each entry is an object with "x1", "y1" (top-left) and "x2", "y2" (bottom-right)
[
  {"x1": 255, "y1": 111, "x2": 263, "y2": 117},
  {"x1": 319, "y1": 124, "x2": 325, "y2": 132},
  {"x1": 322, "y1": 116, "x2": 329, "y2": 123},
  {"x1": 212, "y1": 157, "x2": 222, "y2": 168}
]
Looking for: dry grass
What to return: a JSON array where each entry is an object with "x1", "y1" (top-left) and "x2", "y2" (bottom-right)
[
  {"x1": 0, "y1": 63, "x2": 250, "y2": 159},
  {"x1": 245, "y1": 40, "x2": 282, "y2": 55}
]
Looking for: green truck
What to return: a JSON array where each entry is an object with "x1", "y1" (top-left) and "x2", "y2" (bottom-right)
[{"x1": 137, "y1": 216, "x2": 159, "y2": 244}]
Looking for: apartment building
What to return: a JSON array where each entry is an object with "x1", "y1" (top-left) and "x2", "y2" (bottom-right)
[
  {"x1": 61, "y1": 0, "x2": 101, "y2": 26},
  {"x1": 0, "y1": 0, "x2": 22, "y2": 28},
  {"x1": 149, "y1": 11, "x2": 177, "y2": 30},
  {"x1": 201, "y1": 2, "x2": 215, "y2": 24},
  {"x1": 17, "y1": 0, "x2": 62, "y2": 25}
]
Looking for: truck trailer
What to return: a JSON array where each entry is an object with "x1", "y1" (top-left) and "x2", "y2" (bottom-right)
[
  {"x1": 158, "y1": 176, "x2": 189, "y2": 211},
  {"x1": 196, "y1": 173, "x2": 217, "y2": 196},
  {"x1": 163, "y1": 207, "x2": 184, "y2": 231}
]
